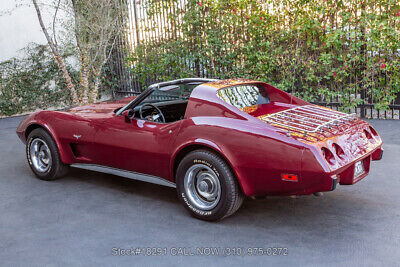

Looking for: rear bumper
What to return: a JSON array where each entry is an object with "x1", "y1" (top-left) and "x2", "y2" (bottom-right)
[
  {"x1": 280, "y1": 145, "x2": 383, "y2": 196},
  {"x1": 372, "y1": 147, "x2": 384, "y2": 161},
  {"x1": 336, "y1": 154, "x2": 372, "y2": 185},
  {"x1": 336, "y1": 146, "x2": 383, "y2": 185},
  {"x1": 244, "y1": 145, "x2": 383, "y2": 197}
]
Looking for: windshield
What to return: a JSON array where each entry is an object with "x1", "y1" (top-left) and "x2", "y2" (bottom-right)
[
  {"x1": 140, "y1": 83, "x2": 197, "y2": 105},
  {"x1": 116, "y1": 81, "x2": 203, "y2": 115}
]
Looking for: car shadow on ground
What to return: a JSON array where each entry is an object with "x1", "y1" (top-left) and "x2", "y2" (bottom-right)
[{"x1": 63, "y1": 167, "x2": 377, "y2": 235}]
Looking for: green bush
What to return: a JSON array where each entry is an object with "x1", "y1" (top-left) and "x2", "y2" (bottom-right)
[
  {"x1": 127, "y1": 0, "x2": 400, "y2": 112},
  {"x1": 0, "y1": 43, "x2": 77, "y2": 116}
]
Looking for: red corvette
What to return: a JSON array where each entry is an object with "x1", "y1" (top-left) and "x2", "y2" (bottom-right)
[{"x1": 17, "y1": 78, "x2": 383, "y2": 220}]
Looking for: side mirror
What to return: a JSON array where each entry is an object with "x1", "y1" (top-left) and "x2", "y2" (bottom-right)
[{"x1": 121, "y1": 110, "x2": 132, "y2": 123}]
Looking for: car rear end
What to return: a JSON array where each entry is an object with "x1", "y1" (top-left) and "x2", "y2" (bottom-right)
[{"x1": 260, "y1": 104, "x2": 383, "y2": 194}]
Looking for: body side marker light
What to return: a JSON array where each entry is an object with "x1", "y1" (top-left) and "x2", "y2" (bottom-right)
[{"x1": 282, "y1": 174, "x2": 298, "y2": 182}]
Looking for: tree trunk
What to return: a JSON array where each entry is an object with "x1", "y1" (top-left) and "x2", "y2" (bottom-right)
[
  {"x1": 91, "y1": 74, "x2": 101, "y2": 103},
  {"x1": 71, "y1": 0, "x2": 88, "y2": 104},
  {"x1": 32, "y1": 0, "x2": 79, "y2": 104},
  {"x1": 79, "y1": 50, "x2": 90, "y2": 104}
]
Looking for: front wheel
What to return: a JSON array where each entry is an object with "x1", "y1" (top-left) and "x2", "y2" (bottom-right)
[
  {"x1": 176, "y1": 150, "x2": 244, "y2": 221},
  {"x1": 26, "y1": 128, "x2": 68, "y2": 181}
]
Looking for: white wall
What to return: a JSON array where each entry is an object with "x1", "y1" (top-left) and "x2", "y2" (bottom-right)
[{"x1": 0, "y1": 0, "x2": 50, "y2": 61}]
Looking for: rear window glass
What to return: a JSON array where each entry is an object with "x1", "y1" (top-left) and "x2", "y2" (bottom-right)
[{"x1": 216, "y1": 84, "x2": 270, "y2": 110}]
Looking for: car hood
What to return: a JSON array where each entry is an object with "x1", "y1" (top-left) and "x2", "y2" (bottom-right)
[{"x1": 65, "y1": 97, "x2": 136, "y2": 116}]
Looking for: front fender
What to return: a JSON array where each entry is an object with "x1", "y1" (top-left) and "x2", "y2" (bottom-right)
[{"x1": 16, "y1": 111, "x2": 73, "y2": 164}]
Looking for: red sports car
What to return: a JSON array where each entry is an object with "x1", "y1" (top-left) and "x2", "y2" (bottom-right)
[{"x1": 17, "y1": 78, "x2": 383, "y2": 221}]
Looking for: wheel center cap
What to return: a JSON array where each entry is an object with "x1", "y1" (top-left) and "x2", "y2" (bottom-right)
[{"x1": 198, "y1": 181, "x2": 208, "y2": 192}]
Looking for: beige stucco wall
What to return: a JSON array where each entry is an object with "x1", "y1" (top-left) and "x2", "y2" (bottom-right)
[{"x1": 0, "y1": 0, "x2": 53, "y2": 61}]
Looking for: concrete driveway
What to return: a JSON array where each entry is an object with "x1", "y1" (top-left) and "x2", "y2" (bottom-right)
[{"x1": 0, "y1": 116, "x2": 399, "y2": 266}]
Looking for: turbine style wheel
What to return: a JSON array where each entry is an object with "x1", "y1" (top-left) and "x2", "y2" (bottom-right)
[
  {"x1": 26, "y1": 128, "x2": 68, "y2": 181},
  {"x1": 176, "y1": 149, "x2": 244, "y2": 221}
]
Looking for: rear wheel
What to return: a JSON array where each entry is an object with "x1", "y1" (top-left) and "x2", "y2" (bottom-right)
[
  {"x1": 176, "y1": 150, "x2": 244, "y2": 221},
  {"x1": 26, "y1": 128, "x2": 68, "y2": 181}
]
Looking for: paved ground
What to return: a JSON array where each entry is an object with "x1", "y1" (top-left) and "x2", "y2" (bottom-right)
[{"x1": 0, "y1": 116, "x2": 399, "y2": 266}]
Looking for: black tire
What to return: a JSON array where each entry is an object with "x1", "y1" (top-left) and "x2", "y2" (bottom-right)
[
  {"x1": 26, "y1": 128, "x2": 68, "y2": 181},
  {"x1": 176, "y1": 149, "x2": 244, "y2": 221}
]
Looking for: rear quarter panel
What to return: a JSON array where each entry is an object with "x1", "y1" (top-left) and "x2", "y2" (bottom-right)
[
  {"x1": 177, "y1": 82, "x2": 321, "y2": 196},
  {"x1": 172, "y1": 117, "x2": 306, "y2": 196}
]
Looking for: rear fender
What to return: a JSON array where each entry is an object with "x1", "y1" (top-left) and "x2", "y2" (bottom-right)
[{"x1": 170, "y1": 139, "x2": 252, "y2": 196}]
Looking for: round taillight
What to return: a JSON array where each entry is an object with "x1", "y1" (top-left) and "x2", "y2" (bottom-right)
[
  {"x1": 364, "y1": 129, "x2": 375, "y2": 143},
  {"x1": 321, "y1": 147, "x2": 336, "y2": 165},
  {"x1": 369, "y1": 126, "x2": 379, "y2": 137},
  {"x1": 332, "y1": 143, "x2": 345, "y2": 159}
]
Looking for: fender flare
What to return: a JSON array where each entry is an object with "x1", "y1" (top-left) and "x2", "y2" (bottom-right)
[
  {"x1": 24, "y1": 121, "x2": 72, "y2": 164},
  {"x1": 170, "y1": 138, "x2": 252, "y2": 196}
]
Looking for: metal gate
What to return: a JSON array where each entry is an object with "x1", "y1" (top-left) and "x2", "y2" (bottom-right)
[{"x1": 108, "y1": 0, "x2": 400, "y2": 119}]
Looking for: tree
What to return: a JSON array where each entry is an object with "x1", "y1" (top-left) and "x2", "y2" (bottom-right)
[{"x1": 31, "y1": 0, "x2": 124, "y2": 104}]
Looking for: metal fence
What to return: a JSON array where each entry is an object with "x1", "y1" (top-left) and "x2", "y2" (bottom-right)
[
  {"x1": 108, "y1": 0, "x2": 400, "y2": 119},
  {"x1": 108, "y1": 0, "x2": 188, "y2": 97}
]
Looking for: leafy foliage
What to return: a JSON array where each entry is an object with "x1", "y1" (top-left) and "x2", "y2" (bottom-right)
[
  {"x1": 127, "y1": 0, "x2": 400, "y2": 111},
  {"x1": 70, "y1": 0, "x2": 126, "y2": 103},
  {"x1": 0, "y1": 43, "x2": 77, "y2": 116}
]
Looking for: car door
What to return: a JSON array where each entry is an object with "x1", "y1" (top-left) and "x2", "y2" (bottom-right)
[{"x1": 92, "y1": 113, "x2": 183, "y2": 180}]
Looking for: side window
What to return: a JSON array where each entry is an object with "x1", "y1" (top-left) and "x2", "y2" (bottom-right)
[{"x1": 217, "y1": 84, "x2": 270, "y2": 110}]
